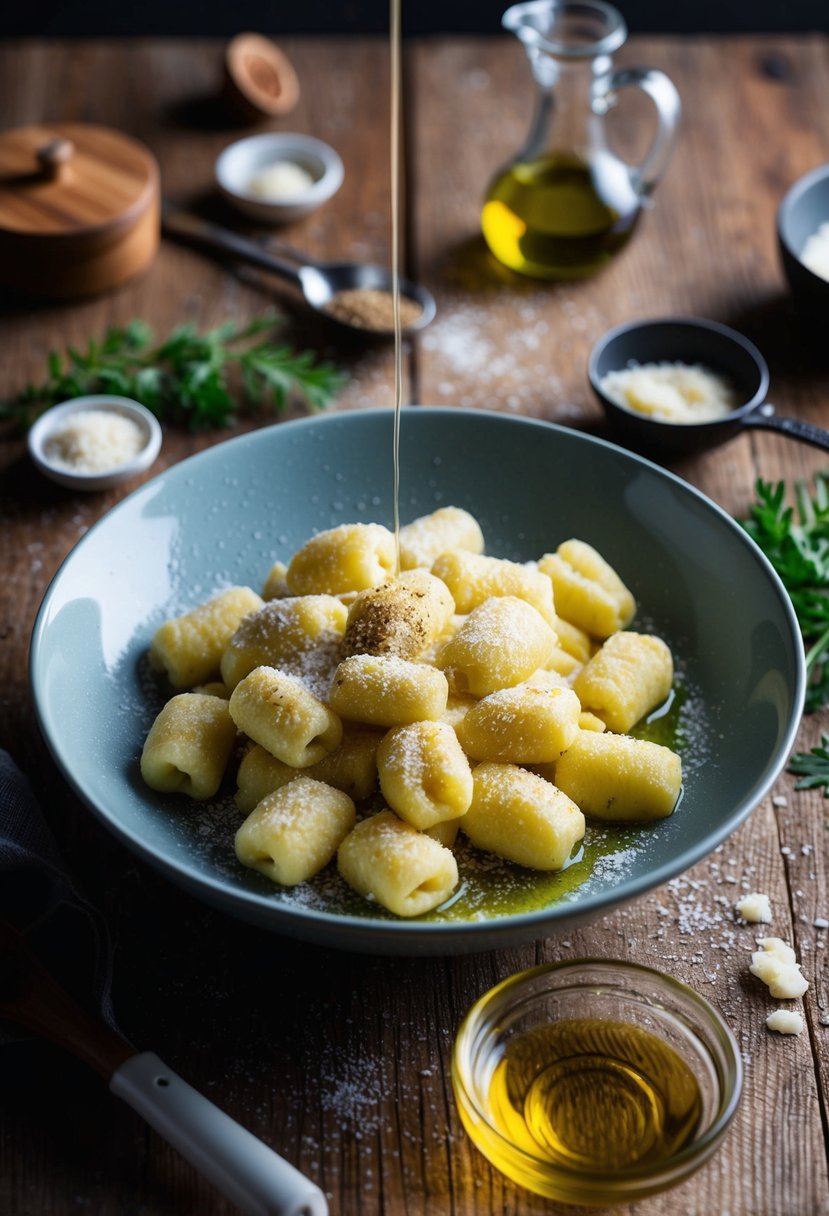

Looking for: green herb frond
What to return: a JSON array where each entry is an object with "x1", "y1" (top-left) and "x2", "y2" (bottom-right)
[{"x1": 0, "y1": 312, "x2": 344, "y2": 431}]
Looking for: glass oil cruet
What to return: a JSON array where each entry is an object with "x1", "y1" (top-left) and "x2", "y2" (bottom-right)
[{"x1": 482, "y1": 0, "x2": 681, "y2": 279}]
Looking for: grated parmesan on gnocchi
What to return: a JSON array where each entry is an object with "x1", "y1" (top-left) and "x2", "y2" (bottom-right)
[{"x1": 140, "y1": 509, "x2": 683, "y2": 918}]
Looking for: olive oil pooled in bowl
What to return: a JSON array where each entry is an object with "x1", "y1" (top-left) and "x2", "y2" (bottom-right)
[{"x1": 452, "y1": 959, "x2": 742, "y2": 1205}]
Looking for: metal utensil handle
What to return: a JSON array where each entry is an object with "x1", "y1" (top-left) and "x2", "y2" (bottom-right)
[
  {"x1": 161, "y1": 202, "x2": 306, "y2": 287},
  {"x1": 110, "y1": 1052, "x2": 328, "y2": 1216},
  {"x1": 742, "y1": 404, "x2": 829, "y2": 453}
]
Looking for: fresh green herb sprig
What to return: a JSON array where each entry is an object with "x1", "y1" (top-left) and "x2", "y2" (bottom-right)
[
  {"x1": 0, "y1": 314, "x2": 345, "y2": 431},
  {"x1": 788, "y1": 733, "x2": 829, "y2": 794},
  {"x1": 742, "y1": 474, "x2": 829, "y2": 713}
]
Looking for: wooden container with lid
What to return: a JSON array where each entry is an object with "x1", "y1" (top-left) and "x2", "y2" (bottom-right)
[{"x1": 0, "y1": 122, "x2": 160, "y2": 299}]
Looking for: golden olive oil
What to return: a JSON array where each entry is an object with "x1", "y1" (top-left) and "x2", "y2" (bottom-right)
[
  {"x1": 486, "y1": 1018, "x2": 702, "y2": 1174},
  {"x1": 481, "y1": 151, "x2": 641, "y2": 279}
]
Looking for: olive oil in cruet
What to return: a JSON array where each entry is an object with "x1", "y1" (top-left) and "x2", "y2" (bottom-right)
[
  {"x1": 482, "y1": 148, "x2": 641, "y2": 278},
  {"x1": 482, "y1": 1, "x2": 680, "y2": 280}
]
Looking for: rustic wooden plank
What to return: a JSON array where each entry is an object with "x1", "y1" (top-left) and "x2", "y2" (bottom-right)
[
  {"x1": 2, "y1": 33, "x2": 829, "y2": 1216},
  {"x1": 410, "y1": 30, "x2": 829, "y2": 1216}
]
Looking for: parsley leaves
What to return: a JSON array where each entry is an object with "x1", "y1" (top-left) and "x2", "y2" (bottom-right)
[
  {"x1": 1, "y1": 314, "x2": 345, "y2": 431},
  {"x1": 742, "y1": 475, "x2": 829, "y2": 713},
  {"x1": 788, "y1": 735, "x2": 829, "y2": 795}
]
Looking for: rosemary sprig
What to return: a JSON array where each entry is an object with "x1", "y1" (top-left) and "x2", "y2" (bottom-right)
[{"x1": 0, "y1": 314, "x2": 345, "y2": 431}]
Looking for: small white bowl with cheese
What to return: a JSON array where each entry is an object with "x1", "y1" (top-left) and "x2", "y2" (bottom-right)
[
  {"x1": 215, "y1": 132, "x2": 344, "y2": 224},
  {"x1": 28, "y1": 395, "x2": 162, "y2": 491}
]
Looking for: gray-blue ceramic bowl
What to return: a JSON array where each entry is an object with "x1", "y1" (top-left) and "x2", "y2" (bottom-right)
[
  {"x1": 29, "y1": 408, "x2": 805, "y2": 954},
  {"x1": 778, "y1": 162, "x2": 829, "y2": 326}
]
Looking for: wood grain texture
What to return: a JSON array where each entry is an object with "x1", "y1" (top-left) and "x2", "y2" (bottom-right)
[{"x1": 1, "y1": 33, "x2": 829, "y2": 1216}]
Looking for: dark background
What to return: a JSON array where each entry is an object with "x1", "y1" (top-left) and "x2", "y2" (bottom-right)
[{"x1": 2, "y1": 0, "x2": 828, "y2": 37}]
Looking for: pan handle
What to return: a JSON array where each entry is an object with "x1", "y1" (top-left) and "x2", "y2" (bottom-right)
[{"x1": 741, "y1": 403, "x2": 829, "y2": 453}]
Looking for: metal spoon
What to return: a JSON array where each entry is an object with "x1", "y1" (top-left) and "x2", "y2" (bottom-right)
[
  {"x1": 162, "y1": 201, "x2": 436, "y2": 336},
  {"x1": 588, "y1": 316, "x2": 829, "y2": 458}
]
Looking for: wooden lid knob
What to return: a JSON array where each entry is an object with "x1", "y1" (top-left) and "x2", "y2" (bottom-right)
[
  {"x1": 36, "y1": 137, "x2": 75, "y2": 179},
  {"x1": 224, "y1": 33, "x2": 300, "y2": 119}
]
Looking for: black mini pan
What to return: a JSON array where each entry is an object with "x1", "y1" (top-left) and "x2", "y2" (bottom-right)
[{"x1": 588, "y1": 316, "x2": 829, "y2": 458}]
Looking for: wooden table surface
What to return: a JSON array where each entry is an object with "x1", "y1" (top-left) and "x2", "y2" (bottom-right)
[{"x1": 2, "y1": 32, "x2": 829, "y2": 1216}]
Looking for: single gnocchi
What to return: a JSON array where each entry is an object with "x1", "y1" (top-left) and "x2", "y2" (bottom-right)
[
  {"x1": 572, "y1": 631, "x2": 673, "y2": 733},
  {"x1": 457, "y1": 683, "x2": 581, "y2": 764},
  {"x1": 377, "y1": 720, "x2": 473, "y2": 829},
  {"x1": 150, "y1": 586, "x2": 264, "y2": 688},
  {"x1": 337, "y1": 809, "x2": 459, "y2": 916},
  {"x1": 286, "y1": 523, "x2": 396, "y2": 595},
  {"x1": 432, "y1": 550, "x2": 556, "y2": 626},
  {"x1": 235, "y1": 776, "x2": 356, "y2": 886},
  {"x1": 329, "y1": 653, "x2": 449, "y2": 726},
  {"x1": 436, "y1": 596, "x2": 556, "y2": 696},
  {"x1": 398, "y1": 506, "x2": 485, "y2": 571},
  {"x1": 463, "y1": 762, "x2": 585, "y2": 871},
  {"x1": 228, "y1": 665, "x2": 342, "y2": 767},
  {"x1": 340, "y1": 569, "x2": 454, "y2": 660},
  {"x1": 554, "y1": 730, "x2": 682, "y2": 822},
  {"x1": 539, "y1": 539, "x2": 634, "y2": 638},
  {"x1": 141, "y1": 693, "x2": 237, "y2": 800},
  {"x1": 220, "y1": 595, "x2": 347, "y2": 691}
]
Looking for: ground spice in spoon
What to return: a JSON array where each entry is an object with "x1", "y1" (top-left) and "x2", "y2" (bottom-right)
[{"x1": 324, "y1": 288, "x2": 423, "y2": 333}]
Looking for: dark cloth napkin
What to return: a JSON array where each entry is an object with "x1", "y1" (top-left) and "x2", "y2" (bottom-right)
[{"x1": 0, "y1": 747, "x2": 118, "y2": 1041}]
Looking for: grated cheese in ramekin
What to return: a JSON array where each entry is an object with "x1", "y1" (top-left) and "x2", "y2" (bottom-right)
[
  {"x1": 599, "y1": 361, "x2": 737, "y2": 424},
  {"x1": 44, "y1": 410, "x2": 145, "y2": 474}
]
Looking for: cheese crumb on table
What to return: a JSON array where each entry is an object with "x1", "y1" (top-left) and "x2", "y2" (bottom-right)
[
  {"x1": 749, "y1": 937, "x2": 809, "y2": 999},
  {"x1": 765, "y1": 1009, "x2": 804, "y2": 1036},
  {"x1": 736, "y1": 891, "x2": 772, "y2": 923},
  {"x1": 43, "y1": 409, "x2": 145, "y2": 473}
]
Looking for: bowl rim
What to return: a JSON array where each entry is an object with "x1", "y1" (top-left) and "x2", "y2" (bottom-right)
[
  {"x1": 777, "y1": 160, "x2": 829, "y2": 258},
  {"x1": 451, "y1": 956, "x2": 743, "y2": 1185},
  {"x1": 215, "y1": 131, "x2": 345, "y2": 207},
  {"x1": 587, "y1": 314, "x2": 770, "y2": 433},
  {"x1": 27, "y1": 394, "x2": 162, "y2": 490},
  {"x1": 29, "y1": 407, "x2": 806, "y2": 948},
  {"x1": 777, "y1": 161, "x2": 829, "y2": 291}
]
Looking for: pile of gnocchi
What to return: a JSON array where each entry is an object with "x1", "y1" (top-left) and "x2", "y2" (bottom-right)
[{"x1": 140, "y1": 506, "x2": 682, "y2": 919}]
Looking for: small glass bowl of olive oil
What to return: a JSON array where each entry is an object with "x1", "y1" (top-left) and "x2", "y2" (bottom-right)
[{"x1": 452, "y1": 959, "x2": 742, "y2": 1207}]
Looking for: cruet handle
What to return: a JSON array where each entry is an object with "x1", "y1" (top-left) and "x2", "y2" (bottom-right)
[{"x1": 597, "y1": 67, "x2": 682, "y2": 198}]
